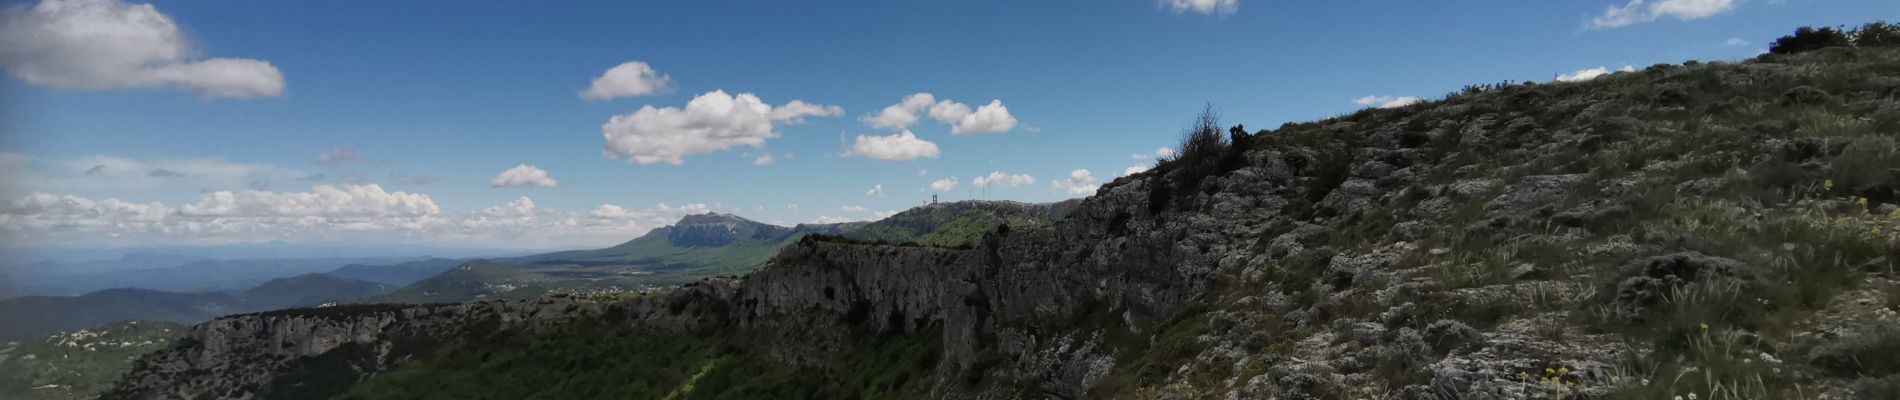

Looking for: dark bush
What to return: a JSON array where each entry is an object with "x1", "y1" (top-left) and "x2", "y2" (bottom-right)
[
  {"x1": 1771, "y1": 26, "x2": 1851, "y2": 54},
  {"x1": 1852, "y1": 21, "x2": 1900, "y2": 47},
  {"x1": 1809, "y1": 322, "x2": 1900, "y2": 377},
  {"x1": 1601, "y1": 252, "x2": 1750, "y2": 325}
]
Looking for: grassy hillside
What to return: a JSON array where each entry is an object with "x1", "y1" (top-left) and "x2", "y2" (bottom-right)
[
  {"x1": 841, "y1": 200, "x2": 1078, "y2": 248},
  {"x1": 0, "y1": 321, "x2": 184, "y2": 400},
  {"x1": 1090, "y1": 29, "x2": 1900, "y2": 398}
]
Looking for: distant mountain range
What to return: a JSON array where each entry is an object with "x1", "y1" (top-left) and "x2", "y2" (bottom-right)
[
  {"x1": 0, "y1": 255, "x2": 433, "y2": 298},
  {"x1": 376, "y1": 200, "x2": 1079, "y2": 304},
  {"x1": 0, "y1": 273, "x2": 394, "y2": 342},
  {"x1": 0, "y1": 200, "x2": 1081, "y2": 341}
]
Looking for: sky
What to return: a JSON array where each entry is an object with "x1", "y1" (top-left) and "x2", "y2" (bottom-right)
[{"x1": 0, "y1": 0, "x2": 1894, "y2": 253}]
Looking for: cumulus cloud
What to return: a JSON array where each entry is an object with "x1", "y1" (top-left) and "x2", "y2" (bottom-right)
[
  {"x1": 0, "y1": 0, "x2": 285, "y2": 98},
  {"x1": 1589, "y1": 0, "x2": 1735, "y2": 29},
  {"x1": 840, "y1": 205, "x2": 869, "y2": 213},
  {"x1": 315, "y1": 147, "x2": 367, "y2": 165},
  {"x1": 929, "y1": 177, "x2": 958, "y2": 193},
  {"x1": 602, "y1": 90, "x2": 842, "y2": 165},
  {"x1": 844, "y1": 130, "x2": 941, "y2": 161},
  {"x1": 1352, "y1": 95, "x2": 1422, "y2": 109},
  {"x1": 862, "y1": 93, "x2": 938, "y2": 130},
  {"x1": 753, "y1": 153, "x2": 775, "y2": 166},
  {"x1": 0, "y1": 187, "x2": 721, "y2": 250},
  {"x1": 864, "y1": 93, "x2": 1017, "y2": 134},
  {"x1": 1723, "y1": 38, "x2": 1751, "y2": 47},
  {"x1": 490, "y1": 164, "x2": 559, "y2": 188},
  {"x1": 1124, "y1": 164, "x2": 1152, "y2": 176},
  {"x1": 866, "y1": 184, "x2": 885, "y2": 197},
  {"x1": 972, "y1": 171, "x2": 1035, "y2": 188},
  {"x1": 1555, "y1": 65, "x2": 1636, "y2": 83},
  {"x1": 1052, "y1": 169, "x2": 1100, "y2": 197},
  {"x1": 579, "y1": 61, "x2": 672, "y2": 100},
  {"x1": 938, "y1": 100, "x2": 1018, "y2": 135},
  {"x1": 1161, "y1": 0, "x2": 1239, "y2": 16},
  {"x1": 917, "y1": 169, "x2": 929, "y2": 177}
]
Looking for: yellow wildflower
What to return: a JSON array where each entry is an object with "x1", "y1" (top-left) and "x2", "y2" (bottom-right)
[
  {"x1": 1890, "y1": 208, "x2": 1900, "y2": 219},
  {"x1": 1558, "y1": 367, "x2": 1570, "y2": 375},
  {"x1": 1826, "y1": 179, "x2": 1835, "y2": 190},
  {"x1": 1519, "y1": 371, "x2": 1530, "y2": 380},
  {"x1": 1699, "y1": 322, "x2": 1710, "y2": 331},
  {"x1": 1545, "y1": 368, "x2": 1555, "y2": 375}
]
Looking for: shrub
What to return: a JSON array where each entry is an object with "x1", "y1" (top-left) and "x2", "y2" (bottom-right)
[
  {"x1": 1770, "y1": 26, "x2": 1851, "y2": 55},
  {"x1": 1808, "y1": 322, "x2": 1900, "y2": 377},
  {"x1": 1852, "y1": 21, "x2": 1900, "y2": 48},
  {"x1": 1601, "y1": 252, "x2": 1750, "y2": 325}
]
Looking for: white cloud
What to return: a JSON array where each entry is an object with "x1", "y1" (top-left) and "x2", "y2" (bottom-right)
[
  {"x1": 1161, "y1": 0, "x2": 1239, "y2": 16},
  {"x1": 489, "y1": 164, "x2": 559, "y2": 188},
  {"x1": 580, "y1": 61, "x2": 672, "y2": 100},
  {"x1": 1124, "y1": 164, "x2": 1152, "y2": 176},
  {"x1": 1052, "y1": 169, "x2": 1100, "y2": 197},
  {"x1": 177, "y1": 184, "x2": 439, "y2": 218},
  {"x1": 1723, "y1": 38, "x2": 1750, "y2": 47},
  {"x1": 1352, "y1": 95, "x2": 1422, "y2": 109},
  {"x1": 1589, "y1": 0, "x2": 1735, "y2": 29},
  {"x1": 917, "y1": 169, "x2": 929, "y2": 177},
  {"x1": 862, "y1": 93, "x2": 938, "y2": 130},
  {"x1": 785, "y1": 203, "x2": 799, "y2": 211},
  {"x1": 864, "y1": 93, "x2": 1017, "y2": 134},
  {"x1": 929, "y1": 177, "x2": 958, "y2": 193},
  {"x1": 844, "y1": 130, "x2": 941, "y2": 161},
  {"x1": 1132, "y1": 147, "x2": 1177, "y2": 160},
  {"x1": 602, "y1": 90, "x2": 841, "y2": 165},
  {"x1": 840, "y1": 205, "x2": 869, "y2": 212},
  {"x1": 753, "y1": 153, "x2": 775, "y2": 166},
  {"x1": 0, "y1": 0, "x2": 285, "y2": 99},
  {"x1": 866, "y1": 184, "x2": 885, "y2": 197},
  {"x1": 0, "y1": 187, "x2": 726, "y2": 250},
  {"x1": 972, "y1": 171, "x2": 1036, "y2": 188},
  {"x1": 1555, "y1": 65, "x2": 1636, "y2": 83},
  {"x1": 315, "y1": 147, "x2": 367, "y2": 165},
  {"x1": 943, "y1": 100, "x2": 1018, "y2": 135}
]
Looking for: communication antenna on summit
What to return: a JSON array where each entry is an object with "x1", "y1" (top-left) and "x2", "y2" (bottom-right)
[{"x1": 931, "y1": 194, "x2": 938, "y2": 204}]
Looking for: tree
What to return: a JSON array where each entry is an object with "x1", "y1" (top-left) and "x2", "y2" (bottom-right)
[{"x1": 1769, "y1": 26, "x2": 1850, "y2": 55}]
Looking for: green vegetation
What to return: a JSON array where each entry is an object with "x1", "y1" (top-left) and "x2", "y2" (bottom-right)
[
  {"x1": 0, "y1": 321, "x2": 184, "y2": 400},
  {"x1": 337, "y1": 323, "x2": 942, "y2": 400},
  {"x1": 839, "y1": 200, "x2": 1069, "y2": 248},
  {"x1": 1770, "y1": 21, "x2": 1900, "y2": 54}
]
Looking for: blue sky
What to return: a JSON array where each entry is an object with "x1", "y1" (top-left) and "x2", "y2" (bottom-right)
[{"x1": 1, "y1": 0, "x2": 1894, "y2": 251}]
